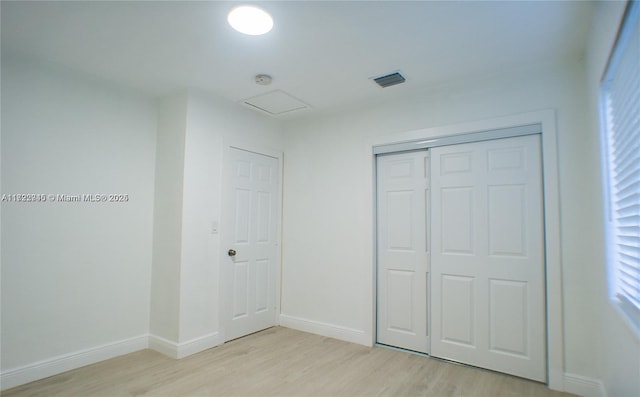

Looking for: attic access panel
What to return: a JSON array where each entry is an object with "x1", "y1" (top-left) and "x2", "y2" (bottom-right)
[{"x1": 243, "y1": 90, "x2": 309, "y2": 115}]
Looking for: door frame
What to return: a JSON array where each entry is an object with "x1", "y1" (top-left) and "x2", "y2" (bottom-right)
[
  {"x1": 369, "y1": 109, "x2": 564, "y2": 390},
  {"x1": 219, "y1": 139, "x2": 284, "y2": 342}
]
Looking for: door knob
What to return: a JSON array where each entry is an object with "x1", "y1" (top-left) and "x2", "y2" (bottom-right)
[{"x1": 228, "y1": 249, "x2": 237, "y2": 257}]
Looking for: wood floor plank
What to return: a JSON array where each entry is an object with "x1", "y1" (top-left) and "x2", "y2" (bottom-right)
[{"x1": 3, "y1": 327, "x2": 576, "y2": 397}]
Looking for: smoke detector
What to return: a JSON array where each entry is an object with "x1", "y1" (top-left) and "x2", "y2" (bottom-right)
[{"x1": 255, "y1": 74, "x2": 272, "y2": 86}]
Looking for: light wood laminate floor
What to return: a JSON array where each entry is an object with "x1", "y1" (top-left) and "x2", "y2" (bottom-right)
[{"x1": 3, "y1": 327, "x2": 576, "y2": 397}]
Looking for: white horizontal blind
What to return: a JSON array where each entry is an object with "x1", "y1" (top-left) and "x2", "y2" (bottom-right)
[{"x1": 601, "y1": 1, "x2": 640, "y2": 324}]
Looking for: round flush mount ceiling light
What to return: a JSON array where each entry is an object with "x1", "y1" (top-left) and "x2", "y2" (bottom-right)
[{"x1": 227, "y1": 5, "x2": 273, "y2": 35}]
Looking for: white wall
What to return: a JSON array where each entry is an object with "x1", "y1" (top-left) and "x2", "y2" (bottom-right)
[
  {"x1": 586, "y1": 2, "x2": 640, "y2": 396},
  {"x1": 179, "y1": 90, "x2": 284, "y2": 344},
  {"x1": 281, "y1": 59, "x2": 602, "y2": 386},
  {"x1": 149, "y1": 90, "x2": 283, "y2": 355},
  {"x1": 0, "y1": 52, "x2": 284, "y2": 385},
  {"x1": 1, "y1": 57, "x2": 157, "y2": 372},
  {"x1": 149, "y1": 94, "x2": 188, "y2": 343},
  {"x1": 0, "y1": 55, "x2": 284, "y2": 383}
]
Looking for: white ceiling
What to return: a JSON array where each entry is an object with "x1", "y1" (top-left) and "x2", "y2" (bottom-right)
[{"x1": 1, "y1": 1, "x2": 593, "y2": 119}]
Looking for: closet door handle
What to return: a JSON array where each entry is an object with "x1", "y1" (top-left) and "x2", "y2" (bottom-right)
[{"x1": 228, "y1": 249, "x2": 237, "y2": 257}]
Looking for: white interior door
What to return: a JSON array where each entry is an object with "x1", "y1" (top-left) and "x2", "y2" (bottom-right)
[
  {"x1": 430, "y1": 135, "x2": 546, "y2": 382},
  {"x1": 223, "y1": 147, "x2": 279, "y2": 341},
  {"x1": 376, "y1": 150, "x2": 429, "y2": 354}
]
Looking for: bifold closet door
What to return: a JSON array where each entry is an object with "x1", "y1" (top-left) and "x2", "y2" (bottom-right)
[
  {"x1": 376, "y1": 150, "x2": 430, "y2": 354},
  {"x1": 430, "y1": 135, "x2": 546, "y2": 382}
]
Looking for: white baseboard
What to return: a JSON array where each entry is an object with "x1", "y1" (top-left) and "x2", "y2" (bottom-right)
[
  {"x1": 148, "y1": 334, "x2": 178, "y2": 358},
  {"x1": 564, "y1": 373, "x2": 607, "y2": 397},
  {"x1": 0, "y1": 334, "x2": 148, "y2": 391},
  {"x1": 149, "y1": 332, "x2": 222, "y2": 359},
  {"x1": 1, "y1": 331, "x2": 224, "y2": 391},
  {"x1": 279, "y1": 314, "x2": 370, "y2": 346}
]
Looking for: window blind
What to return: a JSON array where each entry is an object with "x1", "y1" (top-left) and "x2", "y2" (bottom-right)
[{"x1": 601, "y1": 1, "x2": 640, "y2": 323}]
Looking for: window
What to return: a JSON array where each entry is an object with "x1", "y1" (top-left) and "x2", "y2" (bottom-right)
[{"x1": 600, "y1": 0, "x2": 640, "y2": 336}]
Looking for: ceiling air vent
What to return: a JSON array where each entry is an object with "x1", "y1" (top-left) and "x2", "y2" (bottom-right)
[{"x1": 373, "y1": 71, "x2": 406, "y2": 88}]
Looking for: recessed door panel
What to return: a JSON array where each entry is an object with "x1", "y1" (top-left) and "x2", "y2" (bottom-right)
[
  {"x1": 236, "y1": 160, "x2": 251, "y2": 178},
  {"x1": 488, "y1": 147, "x2": 525, "y2": 171},
  {"x1": 441, "y1": 187, "x2": 474, "y2": 255},
  {"x1": 235, "y1": 189, "x2": 251, "y2": 244},
  {"x1": 440, "y1": 152, "x2": 472, "y2": 175},
  {"x1": 255, "y1": 259, "x2": 269, "y2": 313},
  {"x1": 388, "y1": 160, "x2": 414, "y2": 179},
  {"x1": 441, "y1": 275, "x2": 474, "y2": 347},
  {"x1": 489, "y1": 279, "x2": 528, "y2": 357},
  {"x1": 232, "y1": 261, "x2": 249, "y2": 319},
  {"x1": 386, "y1": 269, "x2": 416, "y2": 333},
  {"x1": 488, "y1": 185, "x2": 526, "y2": 257},
  {"x1": 256, "y1": 192, "x2": 271, "y2": 244},
  {"x1": 387, "y1": 191, "x2": 414, "y2": 251},
  {"x1": 256, "y1": 163, "x2": 272, "y2": 183}
]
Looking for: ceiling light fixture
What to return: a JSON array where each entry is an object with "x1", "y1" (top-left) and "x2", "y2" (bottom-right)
[{"x1": 227, "y1": 5, "x2": 273, "y2": 36}]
